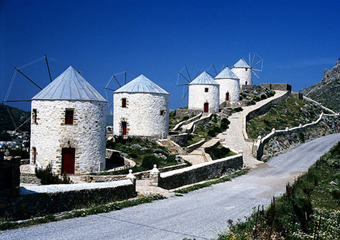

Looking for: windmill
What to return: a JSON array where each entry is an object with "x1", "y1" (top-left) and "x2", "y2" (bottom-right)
[
  {"x1": 176, "y1": 64, "x2": 217, "y2": 101},
  {"x1": 248, "y1": 52, "x2": 263, "y2": 83}
]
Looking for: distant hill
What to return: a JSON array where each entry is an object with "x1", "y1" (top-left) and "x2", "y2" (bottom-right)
[
  {"x1": 0, "y1": 104, "x2": 30, "y2": 132},
  {"x1": 301, "y1": 58, "x2": 340, "y2": 112}
]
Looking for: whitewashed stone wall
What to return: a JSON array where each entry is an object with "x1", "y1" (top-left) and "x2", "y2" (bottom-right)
[
  {"x1": 215, "y1": 78, "x2": 240, "y2": 103},
  {"x1": 188, "y1": 84, "x2": 219, "y2": 112},
  {"x1": 30, "y1": 100, "x2": 106, "y2": 174},
  {"x1": 113, "y1": 92, "x2": 169, "y2": 139},
  {"x1": 231, "y1": 67, "x2": 252, "y2": 87}
]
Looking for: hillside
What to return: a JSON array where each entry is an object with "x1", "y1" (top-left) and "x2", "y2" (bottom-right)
[
  {"x1": 301, "y1": 58, "x2": 340, "y2": 112},
  {"x1": 0, "y1": 104, "x2": 30, "y2": 132}
]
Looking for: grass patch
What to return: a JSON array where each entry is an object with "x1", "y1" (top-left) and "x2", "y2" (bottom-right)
[
  {"x1": 174, "y1": 168, "x2": 249, "y2": 194},
  {"x1": 247, "y1": 97, "x2": 324, "y2": 139},
  {"x1": 106, "y1": 136, "x2": 178, "y2": 170},
  {"x1": 178, "y1": 134, "x2": 203, "y2": 147},
  {"x1": 193, "y1": 115, "x2": 230, "y2": 141},
  {"x1": 217, "y1": 141, "x2": 340, "y2": 239},
  {"x1": 0, "y1": 194, "x2": 166, "y2": 231},
  {"x1": 205, "y1": 142, "x2": 235, "y2": 160}
]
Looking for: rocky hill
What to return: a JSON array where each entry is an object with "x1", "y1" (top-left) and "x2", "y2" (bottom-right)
[
  {"x1": 301, "y1": 58, "x2": 340, "y2": 112},
  {"x1": 0, "y1": 104, "x2": 30, "y2": 132}
]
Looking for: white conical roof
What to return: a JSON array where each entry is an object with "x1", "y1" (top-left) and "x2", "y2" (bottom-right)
[
  {"x1": 232, "y1": 59, "x2": 251, "y2": 68},
  {"x1": 114, "y1": 74, "x2": 169, "y2": 95},
  {"x1": 215, "y1": 67, "x2": 239, "y2": 80},
  {"x1": 32, "y1": 66, "x2": 107, "y2": 102},
  {"x1": 189, "y1": 71, "x2": 219, "y2": 85}
]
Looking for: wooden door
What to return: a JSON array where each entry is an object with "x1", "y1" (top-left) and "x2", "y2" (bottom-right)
[
  {"x1": 204, "y1": 102, "x2": 209, "y2": 113},
  {"x1": 226, "y1": 92, "x2": 230, "y2": 101},
  {"x1": 62, "y1": 148, "x2": 75, "y2": 174},
  {"x1": 122, "y1": 122, "x2": 127, "y2": 135}
]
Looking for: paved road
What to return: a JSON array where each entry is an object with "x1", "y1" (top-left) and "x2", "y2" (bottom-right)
[{"x1": 1, "y1": 133, "x2": 340, "y2": 240}]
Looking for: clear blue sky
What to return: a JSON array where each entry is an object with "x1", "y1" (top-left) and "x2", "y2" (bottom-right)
[{"x1": 1, "y1": 0, "x2": 339, "y2": 112}]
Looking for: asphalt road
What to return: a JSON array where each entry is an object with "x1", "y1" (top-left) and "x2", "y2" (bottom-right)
[{"x1": 1, "y1": 133, "x2": 340, "y2": 240}]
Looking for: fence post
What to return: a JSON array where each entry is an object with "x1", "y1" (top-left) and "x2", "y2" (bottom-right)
[{"x1": 150, "y1": 165, "x2": 160, "y2": 186}]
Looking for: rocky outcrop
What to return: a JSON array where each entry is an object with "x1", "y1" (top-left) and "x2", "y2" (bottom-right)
[{"x1": 301, "y1": 58, "x2": 340, "y2": 112}]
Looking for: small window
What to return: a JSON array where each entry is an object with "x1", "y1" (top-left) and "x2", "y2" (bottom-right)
[
  {"x1": 160, "y1": 110, "x2": 165, "y2": 116},
  {"x1": 32, "y1": 109, "x2": 37, "y2": 124},
  {"x1": 32, "y1": 147, "x2": 37, "y2": 164},
  {"x1": 205, "y1": 88, "x2": 209, "y2": 92},
  {"x1": 65, "y1": 110, "x2": 74, "y2": 125},
  {"x1": 122, "y1": 98, "x2": 127, "y2": 108}
]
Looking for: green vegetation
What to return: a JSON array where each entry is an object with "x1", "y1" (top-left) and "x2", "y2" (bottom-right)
[
  {"x1": 247, "y1": 97, "x2": 324, "y2": 139},
  {"x1": 205, "y1": 142, "x2": 235, "y2": 160},
  {"x1": 0, "y1": 194, "x2": 166, "y2": 231},
  {"x1": 217, "y1": 141, "x2": 340, "y2": 239},
  {"x1": 35, "y1": 164, "x2": 71, "y2": 185},
  {"x1": 0, "y1": 103, "x2": 30, "y2": 132},
  {"x1": 106, "y1": 136, "x2": 178, "y2": 170},
  {"x1": 240, "y1": 87, "x2": 275, "y2": 105},
  {"x1": 179, "y1": 134, "x2": 203, "y2": 147},
  {"x1": 175, "y1": 169, "x2": 249, "y2": 194},
  {"x1": 194, "y1": 115, "x2": 230, "y2": 141}
]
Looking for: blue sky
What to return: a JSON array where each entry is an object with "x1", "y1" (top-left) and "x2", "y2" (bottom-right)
[{"x1": 1, "y1": 0, "x2": 339, "y2": 112}]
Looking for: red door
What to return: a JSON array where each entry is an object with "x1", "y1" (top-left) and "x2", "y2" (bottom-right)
[
  {"x1": 226, "y1": 92, "x2": 230, "y2": 101},
  {"x1": 62, "y1": 148, "x2": 75, "y2": 174},
  {"x1": 204, "y1": 102, "x2": 209, "y2": 113},
  {"x1": 122, "y1": 122, "x2": 127, "y2": 135}
]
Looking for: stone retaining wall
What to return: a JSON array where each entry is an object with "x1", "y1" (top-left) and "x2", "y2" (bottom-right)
[
  {"x1": 185, "y1": 139, "x2": 205, "y2": 153},
  {"x1": 175, "y1": 109, "x2": 202, "y2": 118},
  {"x1": 243, "y1": 91, "x2": 291, "y2": 141},
  {"x1": 254, "y1": 113, "x2": 340, "y2": 160},
  {"x1": 81, "y1": 163, "x2": 188, "y2": 182},
  {"x1": 173, "y1": 113, "x2": 202, "y2": 131},
  {"x1": 260, "y1": 83, "x2": 292, "y2": 92},
  {"x1": 0, "y1": 180, "x2": 136, "y2": 220},
  {"x1": 158, "y1": 154, "x2": 243, "y2": 189}
]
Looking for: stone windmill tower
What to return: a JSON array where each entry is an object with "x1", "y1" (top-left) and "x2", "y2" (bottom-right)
[
  {"x1": 231, "y1": 59, "x2": 252, "y2": 87},
  {"x1": 113, "y1": 74, "x2": 169, "y2": 139},
  {"x1": 188, "y1": 71, "x2": 219, "y2": 113},
  {"x1": 30, "y1": 66, "x2": 107, "y2": 174},
  {"x1": 231, "y1": 53, "x2": 263, "y2": 88},
  {"x1": 214, "y1": 67, "x2": 240, "y2": 104}
]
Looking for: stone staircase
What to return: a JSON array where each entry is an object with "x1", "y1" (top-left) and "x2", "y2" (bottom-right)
[{"x1": 157, "y1": 139, "x2": 186, "y2": 155}]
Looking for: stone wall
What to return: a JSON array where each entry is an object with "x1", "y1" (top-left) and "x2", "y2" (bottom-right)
[
  {"x1": 174, "y1": 109, "x2": 202, "y2": 118},
  {"x1": 168, "y1": 133, "x2": 188, "y2": 146},
  {"x1": 0, "y1": 156, "x2": 20, "y2": 197},
  {"x1": 81, "y1": 163, "x2": 188, "y2": 182},
  {"x1": 255, "y1": 114, "x2": 340, "y2": 160},
  {"x1": 260, "y1": 83, "x2": 292, "y2": 92},
  {"x1": 113, "y1": 92, "x2": 169, "y2": 139},
  {"x1": 0, "y1": 180, "x2": 136, "y2": 220},
  {"x1": 243, "y1": 91, "x2": 291, "y2": 140},
  {"x1": 158, "y1": 154, "x2": 243, "y2": 189},
  {"x1": 173, "y1": 113, "x2": 202, "y2": 131},
  {"x1": 185, "y1": 139, "x2": 205, "y2": 153}
]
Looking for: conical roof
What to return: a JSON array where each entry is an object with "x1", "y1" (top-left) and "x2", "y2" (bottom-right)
[
  {"x1": 114, "y1": 74, "x2": 169, "y2": 95},
  {"x1": 32, "y1": 66, "x2": 107, "y2": 102},
  {"x1": 232, "y1": 59, "x2": 251, "y2": 68},
  {"x1": 189, "y1": 71, "x2": 219, "y2": 85},
  {"x1": 215, "y1": 67, "x2": 240, "y2": 80}
]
